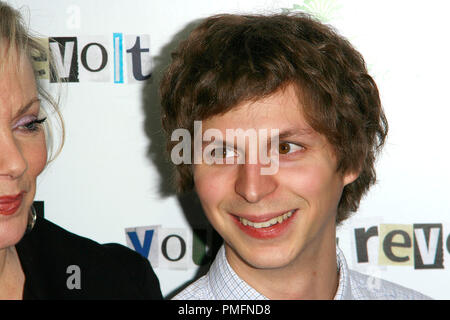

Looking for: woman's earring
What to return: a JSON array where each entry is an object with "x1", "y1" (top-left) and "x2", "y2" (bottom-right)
[{"x1": 26, "y1": 205, "x2": 37, "y2": 233}]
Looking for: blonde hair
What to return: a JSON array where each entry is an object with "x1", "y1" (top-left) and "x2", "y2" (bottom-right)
[{"x1": 0, "y1": 2, "x2": 65, "y2": 162}]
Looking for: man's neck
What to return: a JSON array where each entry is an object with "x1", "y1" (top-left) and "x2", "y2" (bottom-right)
[{"x1": 225, "y1": 236, "x2": 339, "y2": 300}]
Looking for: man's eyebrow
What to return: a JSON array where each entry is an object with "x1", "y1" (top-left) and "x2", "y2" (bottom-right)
[
  {"x1": 199, "y1": 128, "x2": 316, "y2": 144},
  {"x1": 202, "y1": 138, "x2": 226, "y2": 147},
  {"x1": 277, "y1": 127, "x2": 316, "y2": 140},
  {"x1": 14, "y1": 97, "x2": 41, "y2": 118}
]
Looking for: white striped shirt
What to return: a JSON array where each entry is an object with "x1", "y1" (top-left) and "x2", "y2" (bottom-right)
[{"x1": 173, "y1": 245, "x2": 430, "y2": 300}]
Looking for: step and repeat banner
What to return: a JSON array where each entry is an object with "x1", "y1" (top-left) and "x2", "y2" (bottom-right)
[{"x1": 10, "y1": 0, "x2": 450, "y2": 299}]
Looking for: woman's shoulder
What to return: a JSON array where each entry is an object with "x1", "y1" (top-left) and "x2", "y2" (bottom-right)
[
  {"x1": 16, "y1": 216, "x2": 162, "y2": 299},
  {"x1": 21, "y1": 216, "x2": 141, "y2": 267}
]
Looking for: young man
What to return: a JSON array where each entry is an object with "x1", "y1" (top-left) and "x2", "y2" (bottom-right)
[{"x1": 159, "y1": 13, "x2": 429, "y2": 300}]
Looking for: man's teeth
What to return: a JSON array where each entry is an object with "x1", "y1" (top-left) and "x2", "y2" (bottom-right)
[{"x1": 239, "y1": 210, "x2": 295, "y2": 229}]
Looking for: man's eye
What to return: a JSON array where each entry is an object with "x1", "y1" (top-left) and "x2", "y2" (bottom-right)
[
  {"x1": 211, "y1": 147, "x2": 237, "y2": 158},
  {"x1": 278, "y1": 142, "x2": 304, "y2": 155}
]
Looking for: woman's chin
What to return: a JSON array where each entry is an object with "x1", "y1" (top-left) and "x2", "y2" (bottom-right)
[{"x1": 0, "y1": 215, "x2": 28, "y2": 249}]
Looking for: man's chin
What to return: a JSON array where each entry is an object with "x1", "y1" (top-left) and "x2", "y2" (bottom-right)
[{"x1": 227, "y1": 243, "x2": 300, "y2": 270}]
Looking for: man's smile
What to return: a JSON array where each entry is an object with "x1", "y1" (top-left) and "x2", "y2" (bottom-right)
[
  {"x1": 237, "y1": 209, "x2": 296, "y2": 229},
  {"x1": 230, "y1": 209, "x2": 298, "y2": 239}
]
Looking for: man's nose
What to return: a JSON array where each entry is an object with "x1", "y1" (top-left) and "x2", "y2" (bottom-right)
[
  {"x1": 0, "y1": 132, "x2": 27, "y2": 179},
  {"x1": 234, "y1": 163, "x2": 278, "y2": 203}
]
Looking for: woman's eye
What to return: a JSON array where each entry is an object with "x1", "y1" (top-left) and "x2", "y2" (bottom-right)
[
  {"x1": 14, "y1": 116, "x2": 47, "y2": 132},
  {"x1": 278, "y1": 142, "x2": 304, "y2": 155}
]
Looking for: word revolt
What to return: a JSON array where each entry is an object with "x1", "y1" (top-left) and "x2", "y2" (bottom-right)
[
  {"x1": 125, "y1": 225, "x2": 222, "y2": 270},
  {"x1": 126, "y1": 222, "x2": 450, "y2": 270},
  {"x1": 352, "y1": 223, "x2": 447, "y2": 268},
  {"x1": 32, "y1": 33, "x2": 151, "y2": 83}
]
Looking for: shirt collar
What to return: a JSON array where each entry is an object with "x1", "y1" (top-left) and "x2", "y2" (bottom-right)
[
  {"x1": 208, "y1": 246, "x2": 267, "y2": 300},
  {"x1": 334, "y1": 245, "x2": 353, "y2": 300},
  {"x1": 208, "y1": 244, "x2": 352, "y2": 300}
]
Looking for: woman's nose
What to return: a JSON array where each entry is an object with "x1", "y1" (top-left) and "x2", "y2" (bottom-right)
[{"x1": 0, "y1": 132, "x2": 27, "y2": 179}]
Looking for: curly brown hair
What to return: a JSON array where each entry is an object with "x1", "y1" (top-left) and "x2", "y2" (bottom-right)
[{"x1": 159, "y1": 13, "x2": 388, "y2": 224}]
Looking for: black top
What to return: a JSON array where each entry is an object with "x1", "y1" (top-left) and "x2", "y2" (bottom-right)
[{"x1": 15, "y1": 216, "x2": 163, "y2": 299}]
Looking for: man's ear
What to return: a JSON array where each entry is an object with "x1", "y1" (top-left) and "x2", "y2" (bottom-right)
[{"x1": 343, "y1": 170, "x2": 360, "y2": 187}]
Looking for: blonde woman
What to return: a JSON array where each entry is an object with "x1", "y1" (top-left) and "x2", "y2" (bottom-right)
[{"x1": 0, "y1": 2, "x2": 162, "y2": 299}]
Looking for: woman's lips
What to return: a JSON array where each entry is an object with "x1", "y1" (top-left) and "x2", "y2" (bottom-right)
[
  {"x1": 0, "y1": 193, "x2": 25, "y2": 216},
  {"x1": 232, "y1": 209, "x2": 298, "y2": 239}
]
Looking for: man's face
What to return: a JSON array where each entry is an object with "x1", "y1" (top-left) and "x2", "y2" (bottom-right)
[{"x1": 193, "y1": 84, "x2": 357, "y2": 271}]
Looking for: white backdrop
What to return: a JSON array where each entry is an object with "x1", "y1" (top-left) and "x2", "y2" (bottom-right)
[{"x1": 8, "y1": 0, "x2": 450, "y2": 299}]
